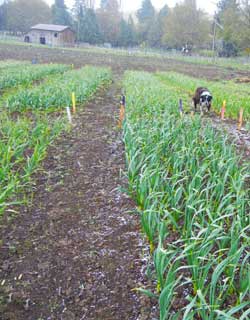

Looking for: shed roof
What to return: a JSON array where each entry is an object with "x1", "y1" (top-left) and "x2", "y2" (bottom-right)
[{"x1": 31, "y1": 24, "x2": 70, "y2": 32}]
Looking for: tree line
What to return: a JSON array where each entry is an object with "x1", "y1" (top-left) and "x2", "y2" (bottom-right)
[{"x1": 0, "y1": 0, "x2": 250, "y2": 56}]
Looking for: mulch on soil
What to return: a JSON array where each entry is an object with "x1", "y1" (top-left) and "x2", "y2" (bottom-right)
[{"x1": 0, "y1": 84, "x2": 150, "y2": 320}]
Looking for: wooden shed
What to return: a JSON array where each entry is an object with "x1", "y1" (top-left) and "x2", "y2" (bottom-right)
[{"x1": 24, "y1": 24, "x2": 75, "y2": 47}]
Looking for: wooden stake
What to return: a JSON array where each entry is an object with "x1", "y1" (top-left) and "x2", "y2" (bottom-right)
[
  {"x1": 238, "y1": 108, "x2": 244, "y2": 130},
  {"x1": 221, "y1": 100, "x2": 226, "y2": 120},
  {"x1": 66, "y1": 106, "x2": 72, "y2": 124},
  {"x1": 72, "y1": 92, "x2": 76, "y2": 113}
]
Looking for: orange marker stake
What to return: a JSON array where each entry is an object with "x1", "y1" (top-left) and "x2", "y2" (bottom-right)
[
  {"x1": 221, "y1": 100, "x2": 226, "y2": 120},
  {"x1": 238, "y1": 108, "x2": 244, "y2": 130},
  {"x1": 72, "y1": 92, "x2": 76, "y2": 113},
  {"x1": 118, "y1": 95, "x2": 126, "y2": 128},
  {"x1": 118, "y1": 104, "x2": 125, "y2": 128}
]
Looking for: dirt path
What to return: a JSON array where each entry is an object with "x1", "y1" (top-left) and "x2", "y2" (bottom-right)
[
  {"x1": 210, "y1": 116, "x2": 250, "y2": 158},
  {"x1": 203, "y1": 112, "x2": 250, "y2": 159},
  {"x1": 0, "y1": 83, "x2": 148, "y2": 320}
]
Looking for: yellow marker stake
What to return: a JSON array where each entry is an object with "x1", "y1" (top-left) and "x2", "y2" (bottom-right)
[
  {"x1": 221, "y1": 100, "x2": 226, "y2": 120},
  {"x1": 238, "y1": 108, "x2": 244, "y2": 130},
  {"x1": 71, "y1": 63, "x2": 74, "y2": 69},
  {"x1": 72, "y1": 92, "x2": 76, "y2": 113}
]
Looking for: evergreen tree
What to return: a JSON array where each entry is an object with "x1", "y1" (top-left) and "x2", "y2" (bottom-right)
[
  {"x1": 55, "y1": 0, "x2": 65, "y2": 6},
  {"x1": 117, "y1": 17, "x2": 136, "y2": 47},
  {"x1": 96, "y1": 0, "x2": 121, "y2": 45},
  {"x1": 136, "y1": 0, "x2": 155, "y2": 44},
  {"x1": 159, "y1": 4, "x2": 168, "y2": 19},
  {"x1": 148, "y1": 4, "x2": 168, "y2": 47},
  {"x1": 79, "y1": 8, "x2": 102, "y2": 43},
  {"x1": 52, "y1": 0, "x2": 72, "y2": 25},
  {"x1": 128, "y1": 15, "x2": 138, "y2": 45},
  {"x1": 72, "y1": 0, "x2": 84, "y2": 39},
  {"x1": 72, "y1": 0, "x2": 86, "y2": 17},
  {"x1": 137, "y1": 0, "x2": 155, "y2": 23},
  {"x1": 148, "y1": 17, "x2": 162, "y2": 47},
  {"x1": 102, "y1": 0, "x2": 120, "y2": 12},
  {"x1": 0, "y1": 1, "x2": 8, "y2": 30},
  {"x1": 100, "y1": 0, "x2": 108, "y2": 9}
]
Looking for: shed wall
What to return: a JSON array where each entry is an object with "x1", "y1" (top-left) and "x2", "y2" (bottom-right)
[{"x1": 25, "y1": 29, "x2": 75, "y2": 47}]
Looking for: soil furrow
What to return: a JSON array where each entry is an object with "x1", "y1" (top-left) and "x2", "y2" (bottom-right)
[{"x1": 0, "y1": 83, "x2": 146, "y2": 320}]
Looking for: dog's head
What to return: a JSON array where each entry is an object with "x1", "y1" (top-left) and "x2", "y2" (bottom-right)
[{"x1": 200, "y1": 91, "x2": 212, "y2": 110}]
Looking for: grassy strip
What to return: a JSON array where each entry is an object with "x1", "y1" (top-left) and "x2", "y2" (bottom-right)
[
  {"x1": 0, "y1": 63, "x2": 69, "y2": 91},
  {"x1": 0, "y1": 66, "x2": 112, "y2": 216},
  {"x1": 154, "y1": 54, "x2": 250, "y2": 72},
  {"x1": 156, "y1": 72, "x2": 250, "y2": 122},
  {"x1": 0, "y1": 59, "x2": 30, "y2": 69},
  {"x1": 123, "y1": 71, "x2": 250, "y2": 319},
  {"x1": 6, "y1": 66, "x2": 112, "y2": 112}
]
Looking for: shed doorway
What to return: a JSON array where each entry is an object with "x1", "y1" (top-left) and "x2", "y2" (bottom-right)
[{"x1": 40, "y1": 37, "x2": 46, "y2": 45}]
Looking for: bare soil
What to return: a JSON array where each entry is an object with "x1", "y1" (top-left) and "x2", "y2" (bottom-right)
[
  {"x1": 0, "y1": 83, "x2": 155, "y2": 320},
  {"x1": 208, "y1": 113, "x2": 250, "y2": 159},
  {"x1": 1, "y1": 43, "x2": 249, "y2": 81}
]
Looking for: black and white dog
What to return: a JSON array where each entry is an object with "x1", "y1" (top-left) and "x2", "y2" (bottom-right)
[{"x1": 192, "y1": 87, "x2": 213, "y2": 114}]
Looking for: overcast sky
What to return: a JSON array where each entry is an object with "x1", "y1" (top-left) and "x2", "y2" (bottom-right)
[{"x1": 45, "y1": 0, "x2": 218, "y2": 14}]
